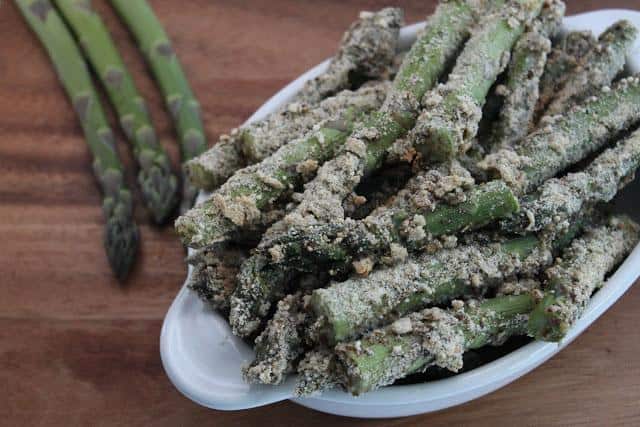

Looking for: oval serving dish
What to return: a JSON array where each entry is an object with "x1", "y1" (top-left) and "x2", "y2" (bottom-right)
[{"x1": 161, "y1": 9, "x2": 640, "y2": 418}]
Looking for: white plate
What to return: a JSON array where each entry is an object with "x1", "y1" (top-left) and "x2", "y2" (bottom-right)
[{"x1": 161, "y1": 9, "x2": 640, "y2": 418}]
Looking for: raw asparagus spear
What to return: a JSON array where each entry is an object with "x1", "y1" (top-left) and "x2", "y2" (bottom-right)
[
  {"x1": 480, "y1": 75, "x2": 640, "y2": 195},
  {"x1": 489, "y1": 0, "x2": 564, "y2": 149},
  {"x1": 175, "y1": 83, "x2": 388, "y2": 248},
  {"x1": 55, "y1": 0, "x2": 178, "y2": 223},
  {"x1": 187, "y1": 244, "x2": 249, "y2": 313},
  {"x1": 528, "y1": 216, "x2": 639, "y2": 341},
  {"x1": 17, "y1": 0, "x2": 138, "y2": 279},
  {"x1": 311, "y1": 221, "x2": 583, "y2": 345},
  {"x1": 297, "y1": 294, "x2": 535, "y2": 396},
  {"x1": 545, "y1": 20, "x2": 638, "y2": 116},
  {"x1": 536, "y1": 31, "x2": 596, "y2": 119},
  {"x1": 109, "y1": 0, "x2": 206, "y2": 212},
  {"x1": 243, "y1": 292, "x2": 311, "y2": 385},
  {"x1": 229, "y1": 165, "x2": 520, "y2": 338},
  {"x1": 411, "y1": 0, "x2": 544, "y2": 161},
  {"x1": 293, "y1": 8, "x2": 403, "y2": 103},
  {"x1": 263, "y1": 0, "x2": 487, "y2": 231},
  {"x1": 502, "y1": 127, "x2": 640, "y2": 234}
]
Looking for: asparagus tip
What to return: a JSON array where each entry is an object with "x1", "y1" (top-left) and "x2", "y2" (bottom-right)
[
  {"x1": 138, "y1": 165, "x2": 179, "y2": 224},
  {"x1": 104, "y1": 213, "x2": 139, "y2": 281}
]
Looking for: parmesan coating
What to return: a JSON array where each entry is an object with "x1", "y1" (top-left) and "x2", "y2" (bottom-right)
[{"x1": 294, "y1": 8, "x2": 403, "y2": 103}]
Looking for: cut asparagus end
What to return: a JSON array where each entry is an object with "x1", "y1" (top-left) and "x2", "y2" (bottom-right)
[{"x1": 526, "y1": 292, "x2": 565, "y2": 341}]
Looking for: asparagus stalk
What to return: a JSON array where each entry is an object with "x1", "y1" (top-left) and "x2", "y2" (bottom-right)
[
  {"x1": 489, "y1": 0, "x2": 564, "y2": 149},
  {"x1": 535, "y1": 30, "x2": 596, "y2": 120},
  {"x1": 297, "y1": 294, "x2": 535, "y2": 396},
  {"x1": 109, "y1": 0, "x2": 206, "y2": 212},
  {"x1": 54, "y1": 0, "x2": 178, "y2": 223},
  {"x1": 261, "y1": 0, "x2": 487, "y2": 231},
  {"x1": 184, "y1": 8, "x2": 403, "y2": 192},
  {"x1": 175, "y1": 83, "x2": 389, "y2": 248},
  {"x1": 528, "y1": 216, "x2": 639, "y2": 341},
  {"x1": 411, "y1": 0, "x2": 544, "y2": 161},
  {"x1": 480, "y1": 75, "x2": 640, "y2": 195},
  {"x1": 229, "y1": 165, "x2": 520, "y2": 338},
  {"x1": 17, "y1": 0, "x2": 138, "y2": 279},
  {"x1": 501, "y1": 127, "x2": 640, "y2": 234},
  {"x1": 545, "y1": 20, "x2": 638, "y2": 116},
  {"x1": 243, "y1": 292, "x2": 311, "y2": 385},
  {"x1": 292, "y1": 8, "x2": 403, "y2": 104},
  {"x1": 311, "y1": 220, "x2": 584, "y2": 345},
  {"x1": 187, "y1": 244, "x2": 249, "y2": 313}
]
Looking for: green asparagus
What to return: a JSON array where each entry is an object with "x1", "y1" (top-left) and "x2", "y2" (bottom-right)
[
  {"x1": 297, "y1": 294, "x2": 535, "y2": 396},
  {"x1": 263, "y1": 0, "x2": 487, "y2": 230},
  {"x1": 293, "y1": 8, "x2": 402, "y2": 104},
  {"x1": 243, "y1": 292, "x2": 311, "y2": 385},
  {"x1": 480, "y1": 75, "x2": 640, "y2": 195},
  {"x1": 55, "y1": 0, "x2": 178, "y2": 223},
  {"x1": 545, "y1": 20, "x2": 637, "y2": 116},
  {"x1": 535, "y1": 30, "x2": 596, "y2": 120},
  {"x1": 411, "y1": 0, "x2": 544, "y2": 161},
  {"x1": 175, "y1": 83, "x2": 389, "y2": 248},
  {"x1": 230, "y1": 166, "x2": 521, "y2": 338},
  {"x1": 501, "y1": 127, "x2": 640, "y2": 234},
  {"x1": 489, "y1": 0, "x2": 564, "y2": 149},
  {"x1": 109, "y1": 0, "x2": 206, "y2": 212},
  {"x1": 187, "y1": 244, "x2": 249, "y2": 313},
  {"x1": 17, "y1": 0, "x2": 138, "y2": 279},
  {"x1": 528, "y1": 216, "x2": 639, "y2": 341},
  {"x1": 311, "y1": 220, "x2": 583, "y2": 345}
]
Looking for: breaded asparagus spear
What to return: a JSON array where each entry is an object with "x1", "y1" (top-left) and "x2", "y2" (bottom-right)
[
  {"x1": 411, "y1": 0, "x2": 544, "y2": 161},
  {"x1": 17, "y1": 0, "x2": 139, "y2": 279},
  {"x1": 187, "y1": 244, "x2": 249, "y2": 313},
  {"x1": 229, "y1": 165, "x2": 520, "y2": 338},
  {"x1": 54, "y1": 0, "x2": 178, "y2": 223},
  {"x1": 501, "y1": 127, "x2": 640, "y2": 234},
  {"x1": 109, "y1": 0, "x2": 206, "y2": 212},
  {"x1": 545, "y1": 20, "x2": 638, "y2": 116},
  {"x1": 263, "y1": 0, "x2": 487, "y2": 230},
  {"x1": 293, "y1": 8, "x2": 403, "y2": 103},
  {"x1": 296, "y1": 294, "x2": 536, "y2": 396},
  {"x1": 480, "y1": 75, "x2": 640, "y2": 195},
  {"x1": 536, "y1": 31, "x2": 597, "y2": 119},
  {"x1": 528, "y1": 216, "x2": 639, "y2": 341},
  {"x1": 309, "y1": 222, "x2": 579, "y2": 345},
  {"x1": 243, "y1": 292, "x2": 311, "y2": 385},
  {"x1": 184, "y1": 8, "x2": 403, "y2": 192},
  {"x1": 175, "y1": 83, "x2": 388, "y2": 248},
  {"x1": 489, "y1": 0, "x2": 564, "y2": 149}
]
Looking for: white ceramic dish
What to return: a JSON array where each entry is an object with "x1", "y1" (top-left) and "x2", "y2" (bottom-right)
[{"x1": 161, "y1": 9, "x2": 640, "y2": 418}]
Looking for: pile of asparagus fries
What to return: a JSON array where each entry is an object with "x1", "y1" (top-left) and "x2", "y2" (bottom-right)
[{"x1": 176, "y1": 0, "x2": 640, "y2": 396}]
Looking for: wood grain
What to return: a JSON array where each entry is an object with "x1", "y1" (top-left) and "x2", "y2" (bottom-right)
[{"x1": 1, "y1": 1, "x2": 639, "y2": 425}]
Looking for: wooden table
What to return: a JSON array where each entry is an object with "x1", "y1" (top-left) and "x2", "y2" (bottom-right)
[{"x1": 1, "y1": 1, "x2": 639, "y2": 425}]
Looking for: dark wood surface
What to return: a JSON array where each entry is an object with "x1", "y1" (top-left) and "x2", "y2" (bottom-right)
[{"x1": 1, "y1": 1, "x2": 640, "y2": 425}]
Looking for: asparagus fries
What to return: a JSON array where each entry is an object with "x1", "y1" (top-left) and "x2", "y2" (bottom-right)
[
  {"x1": 489, "y1": 0, "x2": 564, "y2": 149},
  {"x1": 411, "y1": 0, "x2": 544, "y2": 160},
  {"x1": 54, "y1": 0, "x2": 178, "y2": 223},
  {"x1": 172, "y1": 1, "x2": 640, "y2": 397},
  {"x1": 185, "y1": 8, "x2": 404, "y2": 192},
  {"x1": 501, "y1": 127, "x2": 640, "y2": 234},
  {"x1": 175, "y1": 83, "x2": 389, "y2": 247},
  {"x1": 110, "y1": 0, "x2": 206, "y2": 212},
  {"x1": 17, "y1": 0, "x2": 139, "y2": 279},
  {"x1": 545, "y1": 20, "x2": 638, "y2": 116},
  {"x1": 528, "y1": 216, "x2": 639, "y2": 341}
]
